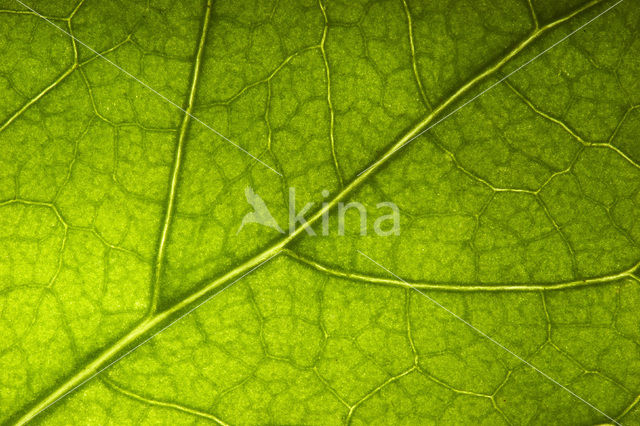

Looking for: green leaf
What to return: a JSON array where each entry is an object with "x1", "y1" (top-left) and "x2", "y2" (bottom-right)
[{"x1": 1, "y1": 0, "x2": 639, "y2": 424}]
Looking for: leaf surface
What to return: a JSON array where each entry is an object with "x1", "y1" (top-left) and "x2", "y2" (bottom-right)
[{"x1": 1, "y1": 0, "x2": 640, "y2": 424}]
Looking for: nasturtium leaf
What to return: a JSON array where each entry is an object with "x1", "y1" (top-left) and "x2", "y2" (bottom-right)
[{"x1": 1, "y1": 0, "x2": 639, "y2": 424}]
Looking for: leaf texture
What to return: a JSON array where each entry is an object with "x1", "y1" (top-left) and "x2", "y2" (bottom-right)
[{"x1": 1, "y1": 0, "x2": 640, "y2": 424}]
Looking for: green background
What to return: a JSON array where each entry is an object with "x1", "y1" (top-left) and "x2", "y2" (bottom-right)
[{"x1": 0, "y1": 0, "x2": 639, "y2": 424}]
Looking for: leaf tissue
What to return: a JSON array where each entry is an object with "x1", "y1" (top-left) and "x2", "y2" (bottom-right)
[{"x1": 0, "y1": 0, "x2": 639, "y2": 424}]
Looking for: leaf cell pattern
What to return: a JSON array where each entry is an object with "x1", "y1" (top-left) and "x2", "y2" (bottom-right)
[{"x1": 0, "y1": 0, "x2": 640, "y2": 425}]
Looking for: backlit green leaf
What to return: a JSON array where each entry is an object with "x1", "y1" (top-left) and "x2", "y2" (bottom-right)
[{"x1": 1, "y1": 0, "x2": 639, "y2": 424}]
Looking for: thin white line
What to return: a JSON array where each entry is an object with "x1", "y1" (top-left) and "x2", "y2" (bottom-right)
[
  {"x1": 357, "y1": 0, "x2": 623, "y2": 177},
  {"x1": 14, "y1": 0, "x2": 283, "y2": 177},
  {"x1": 27, "y1": 253, "x2": 279, "y2": 423},
  {"x1": 357, "y1": 250, "x2": 621, "y2": 425}
]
